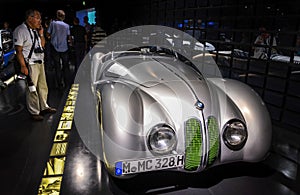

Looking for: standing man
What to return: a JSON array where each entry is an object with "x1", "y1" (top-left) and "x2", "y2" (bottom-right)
[
  {"x1": 2, "y1": 21, "x2": 12, "y2": 33},
  {"x1": 13, "y1": 9, "x2": 56, "y2": 121},
  {"x1": 70, "y1": 17, "x2": 87, "y2": 73},
  {"x1": 47, "y1": 10, "x2": 71, "y2": 89},
  {"x1": 91, "y1": 18, "x2": 107, "y2": 48},
  {"x1": 83, "y1": 15, "x2": 92, "y2": 51}
]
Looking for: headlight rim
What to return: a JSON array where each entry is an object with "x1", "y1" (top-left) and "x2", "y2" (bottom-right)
[
  {"x1": 147, "y1": 123, "x2": 177, "y2": 155},
  {"x1": 222, "y1": 119, "x2": 247, "y2": 151}
]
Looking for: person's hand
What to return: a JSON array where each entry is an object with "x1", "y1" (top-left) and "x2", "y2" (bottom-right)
[
  {"x1": 38, "y1": 25, "x2": 44, "y2": 36},
  {"x1": 21, "y1": 66, "x2": 28, "y2": 76}
]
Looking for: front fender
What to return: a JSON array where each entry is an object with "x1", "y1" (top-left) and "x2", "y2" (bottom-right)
[
  {"x1": 98, "y1": 81, "x2": 174, "y2": 175},
  {"x1": 208, "y1": 78, "x2": 272, "y2": 162}
]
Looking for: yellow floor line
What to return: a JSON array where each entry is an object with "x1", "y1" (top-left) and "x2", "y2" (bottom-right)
[{"x1": 37, "y1": 84, "x2": 79, "y2": 195}]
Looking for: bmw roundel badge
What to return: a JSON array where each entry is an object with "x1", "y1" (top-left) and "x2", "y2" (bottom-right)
[{"x1": 195, "y1": 100, "x2": 204, "y2": 110}]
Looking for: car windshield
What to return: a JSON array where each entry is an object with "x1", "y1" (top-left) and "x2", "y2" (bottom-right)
[
  {"x1": 99, "y1": 50, "x2": 204, "y2": 87},
  {"x1": 90, "y1": 25, "x2": 223, "y2": 86}
]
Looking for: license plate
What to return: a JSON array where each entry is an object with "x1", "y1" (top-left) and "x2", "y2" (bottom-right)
[{"x1": 115, "y1": 154, "x2": 184, "y2": 176}]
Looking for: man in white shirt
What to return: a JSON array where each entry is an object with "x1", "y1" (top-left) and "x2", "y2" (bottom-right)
[{"x1": 14, "y1": 9, "x2": 56, "y2": 121}]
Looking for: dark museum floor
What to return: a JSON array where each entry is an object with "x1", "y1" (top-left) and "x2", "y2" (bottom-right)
[{"x1": 0, "y1": 68, "x2": 300, "y2": 195}]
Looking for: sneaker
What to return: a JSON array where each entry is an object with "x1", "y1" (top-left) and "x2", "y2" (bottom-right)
[
  {"x1": 31, "y1": 114, "x2": 44, "y2": 121},
  {"x1": 40, "y1": 107, "x2": 57, "y2": 115}
]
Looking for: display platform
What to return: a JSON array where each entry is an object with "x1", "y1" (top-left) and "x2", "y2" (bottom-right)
[{"x1": 0, "y1": 75, "x2": 299, "y2": 195}]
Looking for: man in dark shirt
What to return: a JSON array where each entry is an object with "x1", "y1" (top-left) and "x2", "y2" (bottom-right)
[
  {"x1": 83, "y1": 16, "x2": 92, "y2": 51},
  {"x1": 70, "y1": 17, "x2": 87, "y2": 73}
]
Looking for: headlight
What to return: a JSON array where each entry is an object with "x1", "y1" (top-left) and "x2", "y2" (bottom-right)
[
  {"x1": 223, "y1": 120, "x2": 247, "y2": 150},
  {"x1": 147, "y1": 124, "x2": 177, "y2": 155}
]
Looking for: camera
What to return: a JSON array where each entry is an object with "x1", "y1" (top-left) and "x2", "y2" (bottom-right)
[{"x1": 34, "y1": 47, "x2": 44, "y2": 53}]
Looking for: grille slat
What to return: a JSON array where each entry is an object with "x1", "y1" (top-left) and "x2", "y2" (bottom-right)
[
  {"x1": 207, "y1": 116, "x2": 219, "y2": 166},
  {"x1": 184, "y1": 118, "x2": 202, "y2": 171},
  {"x1": 184, "y1": 116, "x2": 219, "y2": 171}
]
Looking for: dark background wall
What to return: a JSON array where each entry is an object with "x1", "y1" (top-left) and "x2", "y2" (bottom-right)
[
  {"x1": 0, "y1": 0, "x2": 148, "y2": 34},
  {"x1": 1, "y1": 0, "x2": 299, "y2": 134},
  {"x1": 144, "y1": 0, "x2": 300, "y2": 135}
]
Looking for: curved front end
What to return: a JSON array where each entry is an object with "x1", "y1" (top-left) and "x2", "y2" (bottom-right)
[{"x1": 93, "y1": 53, "x2": 272, "y2": 178}]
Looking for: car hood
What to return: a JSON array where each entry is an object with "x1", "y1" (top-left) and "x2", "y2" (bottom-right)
[{"x1": 102, "y1": 55, "x2": 214, "y2": 118}]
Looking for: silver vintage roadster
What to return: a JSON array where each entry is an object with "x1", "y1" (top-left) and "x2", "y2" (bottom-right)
[{"x1": 90, "y1": 46, "x2": 272, "y2": 178}]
